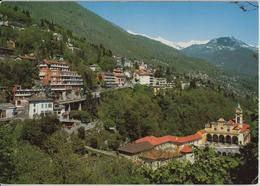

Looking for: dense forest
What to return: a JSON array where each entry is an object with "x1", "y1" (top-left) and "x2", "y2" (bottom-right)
[{"x1": 99, "y1": 85, "x2": 255, "y2": 140}]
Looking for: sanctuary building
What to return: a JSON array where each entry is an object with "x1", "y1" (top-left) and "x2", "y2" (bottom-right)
[{"x1": 118, "y1": 105, "x2": 250, "y2": 169}]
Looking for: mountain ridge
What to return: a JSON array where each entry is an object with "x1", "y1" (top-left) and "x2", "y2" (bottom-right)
[{"x1": 182, "y1": 36, "x2": 258, "y2": 76}]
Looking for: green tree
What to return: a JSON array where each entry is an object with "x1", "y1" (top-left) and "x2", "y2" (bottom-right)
[
  {"x1": 44, "y1": 131, "x2": 92, "y2": 183},
  {"x1": 90, "y1": 137, "x2": 99, "y2": 148},
  {"x1": 78, "y1": 127, "x2": 85, "y2": 139},
  {"x1": 0, "y1": 124, "x2": 15, "y2": 182},
  {"x1": 21, "y1": 115, "x2": 59, "y2": 146},
  {"x1": 141, "y1": 147, "x2": 239, "y2": 184},
  {"x1": 9, "y1": 144, "x2": 56, "y2": 184}
]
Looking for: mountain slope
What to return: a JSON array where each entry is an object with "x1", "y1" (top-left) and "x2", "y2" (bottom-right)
[
  {"x1": 182, "y1": 37, "x2": 258, "y2": 76},
  {"x1": 6, "y1": 1, "x2": 220, "y2": 74},
  {"x1": 4, "y1": 2, "x2": 258, "y2": 96}
]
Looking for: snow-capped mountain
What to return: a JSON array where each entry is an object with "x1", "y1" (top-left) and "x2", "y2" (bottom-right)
[
  {"x1": 175, "y1": 40, "x2": 210, "y2": 49},
  {"x1": 199, "y1": 36, "x2": 257, "y2": 51},
  {"x1": 127, "y1": 31, "x2": 258, "y2": 76},
  {"x1": 182, "y1": 36, "x2": 258, "y2": 76},
  {"x1": 127, "y1": 30, "x2": 209, "y2": 50}
]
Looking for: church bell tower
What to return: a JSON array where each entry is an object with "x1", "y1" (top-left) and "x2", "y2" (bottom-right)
[{"x1": 235, "y1": 104, "x2": 243, "y2": 126}]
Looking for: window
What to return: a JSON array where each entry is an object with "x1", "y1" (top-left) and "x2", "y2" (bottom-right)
[
  {"x1": 34, "y1": 103, "x2": 36, "y2": 107},
  {"x1": 227, "y1": 128, "x2": 230, "y2": 132},
  {"x1": 45, "y1": 104, "x2": 47, "y2": 108},
  {"x1": 214, "y1": 128, "x2": 217, "y2": 131},
  {"x1": 33, "y1": 109, "x2": 36, "y2": 113},
  {"x1": 41, "y1": 104, "x2": 44, "y2": 109},
  {"x1": 221, "y1": 127, "x2": 223, "y2": 130},
  {"x1": 48, "y1": 103, "x2": 52, "y2": 108}
]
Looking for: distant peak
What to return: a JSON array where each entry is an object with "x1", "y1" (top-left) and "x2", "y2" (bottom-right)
[
  {"x1": 208, "y1": 36, "x2": 251, "y2": 49},
  {"x1": 127, "y1": 30, "x2": 209, "y2": 50}
]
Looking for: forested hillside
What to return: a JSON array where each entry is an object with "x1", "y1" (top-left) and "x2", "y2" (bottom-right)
[
  {"x1": 0, "y1": 4, "x2": 116, "y2": 96},
  {"x1": 98, "y1": 85, "x2": 255, "y2": 141},
  {"x1": 7, "y1": 2, "x2": 220, "y2": 73}
]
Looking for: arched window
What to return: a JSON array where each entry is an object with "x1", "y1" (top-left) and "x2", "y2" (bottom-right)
[
  {"x1": 237, "y1": 116, "x2": 240, "y2": 123},
  {"x1": 207, "y1": 134, "x2": 212, "y2": 142},
  {"x1": 226, "y1": 135, "x2": 231, "y2": 144},
  {"x1": 213, "y1": 134, "x2": 218, "y2": 143},
  {"x1": 219, "y1": 135, "x2": 225, "y2": 143},
  {"x1": 232, "y1": 136, "x2": 238, "y2": 145}
]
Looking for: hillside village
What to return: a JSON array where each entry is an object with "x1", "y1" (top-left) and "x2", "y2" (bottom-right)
[{"x1": 0, "y1": 3, "x2": 258, "y2": 184}]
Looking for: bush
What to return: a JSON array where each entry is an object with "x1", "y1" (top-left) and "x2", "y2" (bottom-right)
[
  {"x1": 108, "y1": 139, "x2": 120, "y2": 150},
  {"x1": 77, "y1": 127, "x2": 85, "y2": 139},
  {"x1": 70, "y1": 110, "x2": 91, "y2": 123},
  {"x1": 89, "y1": 137, "x2": 98, "y2": 148}
]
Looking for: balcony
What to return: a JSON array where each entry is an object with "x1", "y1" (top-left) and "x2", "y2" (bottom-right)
[
  {"x1": 15, "y1": 93, "x2": 32, "y2": 97},
  {"x1": 39, "y1": 72, "x2": 46, "y2": 76},
  {"x1": 206, "y1": 128, "x2": 238, "y2": 135},
  {"x1": 65, "y1": 82, "x2": 84, "y2": 86},
  {"x1": 39, "y1": 64, "x2": 47, "y2": 67},
  {"x1": 50, "y1": 64, "x2": 69, "y2": 69},
  {"x1": 63, "y1": 79, "x2": 83, "y2": 82}
]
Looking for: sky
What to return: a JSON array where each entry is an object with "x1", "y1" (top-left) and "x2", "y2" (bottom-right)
[{"x1": 79, "y1": 2, "x2": 258, "y2": 46}]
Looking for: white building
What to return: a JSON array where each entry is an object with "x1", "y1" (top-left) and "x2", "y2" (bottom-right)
[
  {"x1": 181, "y1": 81, "x2": 190, "y2": 90},
  {"x1": 124, "y1": 71, "x2": 132, "y2": 79},
  {"x1": 124, "y1": 59, "x2": 133, "y2": 68},
  {"x1": 0, "y1": 103, "x2": 16, "y2": 121},
  {"x1": 28, "y1": 98, "x2": 54, "y2": 119},
  {"x1": 90, "y1": 64, "x2": 101, "y2": 72},
  {"x1": 153, "y1": 78, "x2": 167, "y2": 87},
  {"x1": 134, "y1": 71, "x2": 154, "y2": 85}
]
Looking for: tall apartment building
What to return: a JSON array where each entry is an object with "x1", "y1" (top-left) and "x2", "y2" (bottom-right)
[
  {"x1": 39, "y1": 59, "x2": 84, "y2": 92},
  {"x1": 12, "y1": 85, "x2": 43, "y2": 108},
  {"x1": 98, "y1": 72, "x2": 117, "y2": 88},
  {"x1": 113, "y1": 68, "x2": 126, "y2": 87}
]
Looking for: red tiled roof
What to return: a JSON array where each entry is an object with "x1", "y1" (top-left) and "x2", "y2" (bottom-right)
[
  {"x1": 44, "y1": 59, "x2": 68, "y2": 65},
  {"x1": 135, "y1": 136, "x2": 161, "y2": 145},
  {"x1": 233, "y1": 123, "x2": 250, "y2": 133},
  {"x1": 181, "y1": 145, "x2": 193, "y2": 154},
  {"x1": 176, "y1": 133, "x2": 202, "y2": 143},
  {"x1": 135, "y1": 131, "x2": 204, "y2": 146},
  {"x1": 240, "y1": 123, "x2": 250, "y2": 133},
  {"x1": 199, "y1": 129, "x2": 207, "y2": 134},
  {"x1": 227, "y1": 119, "x2": 250, "y2": 133}
]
